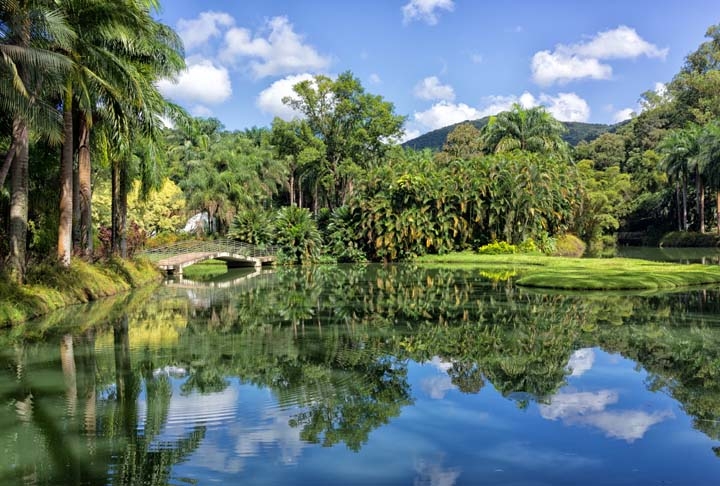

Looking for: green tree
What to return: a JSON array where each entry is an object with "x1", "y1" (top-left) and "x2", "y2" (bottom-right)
[
  {"x1": 282, "y1": 71, "x2": 405, "y2": 209},
  {"x1": 481, "y1": 104, "x2": 568, "y2": 156}
]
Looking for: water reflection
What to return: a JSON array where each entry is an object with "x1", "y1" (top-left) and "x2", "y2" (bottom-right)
[{"x1": 1, "y1": 264, "x2": 720, "y2": 484}]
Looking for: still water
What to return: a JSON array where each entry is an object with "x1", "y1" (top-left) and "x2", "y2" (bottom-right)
[{"x1": 2, "y1": 263, "x2": 720, "y2": 485}]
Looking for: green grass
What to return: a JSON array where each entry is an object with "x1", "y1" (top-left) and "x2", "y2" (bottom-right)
[
  {"x1": 416, "y1": 251, "x2": 720, "y2": 291},
  {"x1": 0, "y1": 258, "x2": 161, "y2": 327},
  {"x1": 181, "y1": 259, "x2": 229, "y2": 280}
]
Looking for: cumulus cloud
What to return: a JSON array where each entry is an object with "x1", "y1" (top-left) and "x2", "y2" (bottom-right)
[
  {"x1": 540, "y1": 390, "x2": 674, "y2": 443},
  {"x1": 221, "y1": 16, "x2": 330, "y2": 78},
  {"x1": 414, "y1": 101, "x2": 482, "y2": 130},
  {"x1": 256, "y1": 73, "x2": 315, "y2": 120},
  {"x1": 532, "y1": 51, "x2": 612, "y2": 86},
  {"x1": 567, "y1": 348, "x2": 595, "y2": 377},
  {"x1": 398, "y1": 127, "x2": 421, "y2": 143},
  {"x1": 532, "y1": 26, "x2": 667, "y2": 86},
  {"x1": 414, "y1": 76, "x2": 455, "y2": 101},
  {"x1": 402, "y1": 0, "x2": 454, "y2": 25},
  {"x1": 569, "y1": 25, "x2": 668, "y2": 60},
  {"x1": 369, "y1": 73, "x2": 382, "y2": 84},
  {"x1": 191, "y1": 105, "x2": 214, "y2": 117},
  {"x1": 157, "y1": 57, "x2": 232, "y2": 105},
  {"x1": 470, "y1": 53, "x2": 483, "y2": 64},
  {"x1": 540, "y1": 92, "x2": 591, "y2": 122},
  {"x1": 177, "y1": 11, "x2": 235, "y2": 51},
  {"x1": 613, "y1": 108, "x2": 635, "y2": 123}
]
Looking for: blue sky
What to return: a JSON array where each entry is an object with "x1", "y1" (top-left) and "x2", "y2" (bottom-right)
[{"x1": 155, "y1": 0, "x2": 720, "y2": 140}]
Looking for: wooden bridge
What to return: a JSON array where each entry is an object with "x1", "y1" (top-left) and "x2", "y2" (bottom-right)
[{"x1": 141, "y1": 239, "x2": 277, "y2": 276}]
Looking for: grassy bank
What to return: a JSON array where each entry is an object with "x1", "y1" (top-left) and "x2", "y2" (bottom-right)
[
  {"x1": 181, "y1": 259, "x2": 229, "y2": 280},
  {"x1": 416, "y1": 252, "x2": 720, "y2": 291},
  {"x1": 0, "y1": 258, "x2": 161, "y2": 327}
]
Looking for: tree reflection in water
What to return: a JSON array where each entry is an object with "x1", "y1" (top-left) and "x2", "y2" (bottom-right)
[{"x1": 1, "y1": 263, "x2": 720, "y2": 484}]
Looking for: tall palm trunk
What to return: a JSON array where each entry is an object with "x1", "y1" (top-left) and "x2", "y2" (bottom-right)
[
  {"x1": 697, "y1": 172, "x2": 705, "y2": 233},
  {"x1": 682, "y1": 174, "x2": 688, "y2": 231},
  {"x1": 716, "y1": 191, "x2": 720, "y2": 235},
  {"x1": 676, "y1": 184, "x2": 681, "y2": 231},
  {"x1": 78, "y1": 116, "x2": 93, "y2": 255},
  {"x1": 111, "y1": 159, "x2": 127, "y2": 257},
  {"x1": 58, "y1": 88, "x2": 74, "y2": 266},
  {"x1": 0, "y1": 143, "x2": 16, "y2": 188},
  {"x1": 8, "y1": 116, "x2": 29, "y2": 284}
]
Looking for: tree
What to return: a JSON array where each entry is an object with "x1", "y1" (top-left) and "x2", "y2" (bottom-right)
[
  {"x1": 440, "y1": 122, "x2": 483, "y2": 160},
  {"x1": 0, "y1": 0, "x2": 73, "y2": 282},
  {"x1": 481, "y1": 104, "x2": 568, "y2": 156},
  {"x1": 282, "y1": 71, "x2": 405, "y2": 209},
  {"x1": 659, "y1": 127, "x2": 701, "y2": 231},
  {"x1": 698, "y1": 122, "x2": 720, "y2": 233}
]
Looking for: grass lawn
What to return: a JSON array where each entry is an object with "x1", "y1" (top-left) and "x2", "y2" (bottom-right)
[
  {"x1": 416, "y1": 251, "x2": 720, "y2": 291},
  {"x1": 181, "y1": 259, "x2": 229, "y2": 280}
]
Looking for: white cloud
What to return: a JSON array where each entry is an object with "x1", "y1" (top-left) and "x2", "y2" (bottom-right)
[
  {"x1": 414, "y1": 76, "x2": 455, "y2": 101},
  {"x1": 402, "y1": 0, "x2": 454, "y2": 25},
  {"x1": 177, "y1": 11, "x2": 235, "y2": 51},
  {"x1": 654, "y1": 82, "x2": 668, "y2": 98},
  {"x1": 414, "y1": 458, "x2": 461, "y2": 486},
  {"x1": 256, "y1": 73, "x2": 315, "y2": 120},
  {"x1": 540, "y1": 390, "x2": 618, "y2": 420},
  {"x1": 613, "y1": 108, "x2": 635, "y2": 123},
  {"x1": 531, "y1": 51, "x2": 612, "y2": 86},
  {"x1": 191, "y1": 105, "x2": 214, "y2": 117},
  {"x1": 567, "y1": 348, "x2": 595, "y2": 377},
  {"x1": 399, "y1": 127, "x2": 421, "y2": 143},
  {"x1": 221, "y1": 16, "x2": 330, "y2": 78},
  {"x1": 369, "y1": 73, "x2": 382, "y2": 84},
  {"x1": 532, "y1": 26, "x2": 667, "y2": 86},
  {"x1": 470, "y1": 53, "x2": 483, "y2": 64},
  {"x1": 579, "y1": 410, "x2": 674, "y2": 443},
  {"x1": 157, "y1": 57, "x2": 232, "y2": 105},
  {"x1": 540, "y1": 92, "x2": 591, "y2": 122},
  {"x1": 540, "y1": 390, "x2": 674, "y2": 443},
  {"x1": 414, "y1": 101, "x2": 482, "y2": 130},
  {"x1": 569, "y1": 25, "x2": 668, "y2": 60},
  {"x1": 422, "y1": 375, "x2": 456, "y2": 399}
]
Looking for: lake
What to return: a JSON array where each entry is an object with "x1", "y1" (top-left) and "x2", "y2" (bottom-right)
[{"x1": 1, "y1": 262, "x2": 720, "y2": 485}]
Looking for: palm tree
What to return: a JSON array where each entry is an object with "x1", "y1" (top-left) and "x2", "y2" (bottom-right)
[
  {"x1": 698, "y1": 122, "x2": 720, "y2": 233},
  {"x1": 0, "y1": 0, "x2": 73, "y2": 282},
  {"x1": 481, "y1": 104, "x2": 568, "y2": 156},
  {"x1": 659, "y1": 127, "x2": 702, "y2": 231}
]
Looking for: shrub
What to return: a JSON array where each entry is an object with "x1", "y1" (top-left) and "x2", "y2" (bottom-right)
[
  {"x1": 660, "y1": 231, "x2": 720, "y2": 248},
  {"x1": 553, "y1": 234, "x2": 587, "y2": 257},
  {"x1": 273, "y1": 206, "x2": 322, "y2": 264},
  {"x1": 228, "y1": 208, "x2": 272, "y2": 246},
  {"x1": 477, "y1": 241, "x2": 518, "y2": 255}
]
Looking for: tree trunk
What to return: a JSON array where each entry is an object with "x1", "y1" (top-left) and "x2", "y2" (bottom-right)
[
  {"x1": 697, "y1": 173, "x2": 705, "y2": 233},
  {"x1": 682, "y1": 175, "x2": 688, "y2": 231},
  {"x1": 8, "y1": 116, "x2": 29, "y2": 284},
  {"x1": 676, "y1": 184, "x2": 681, "y2": 231},
  {"x1": 111, "y1": 159, "x2": 121, "y2": 256},
  {"x1": 78, "y1": 116, "x2": 93, "y2": 256},
  {"x1": 0, "y1": 143, "x2": 16, "y2": 188},
  {"x1": 289, "y1": 170, "x2": 295, "y2": 206},
  {"x1": 58, "y1": 89, "x2": 74, "y2": 267},
  {"x1": 72, "y1": 154, "x2": 81, "y2": 248},
  {"x1": 716, "y1": 191, "x2": 720, "y2": 235},
  {"x1": 119, "y1": 164, "x2": 128, "y2": 258}
]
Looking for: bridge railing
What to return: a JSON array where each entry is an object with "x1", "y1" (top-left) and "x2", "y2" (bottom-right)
[{"x1": 141, "y1": 239, "x2": 278, "y2": 261}]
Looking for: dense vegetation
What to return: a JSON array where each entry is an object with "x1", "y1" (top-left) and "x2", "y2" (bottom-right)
[{"x1": 1, "y1": 1, "x2": 720, "y2": 288}]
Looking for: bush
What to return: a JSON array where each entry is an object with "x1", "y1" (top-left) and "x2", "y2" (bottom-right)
[
  {"x1": 552, "y1": 234, "x2": 587, "y2": 257},
  {"x1": 477, "y1": 241, "x2": 518, "y2": 255},
  {"x1": 660, "y1": 231, "x2": 720, "y2": 248},
  {"x1": 273, "y1": 206, "x2": 322, "y2": 264},
  {"x1": 228, "y1": 208, "x2": 272, "y2": 246}
]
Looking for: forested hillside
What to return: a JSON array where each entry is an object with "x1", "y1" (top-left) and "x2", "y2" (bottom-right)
[{"x1": 403, "y1": 118, "x2": 617, "y2": 150}]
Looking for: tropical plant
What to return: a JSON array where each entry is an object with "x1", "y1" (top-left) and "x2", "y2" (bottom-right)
[
  {"x1": 272, "y1": 205, "x2": 322, "y2": 264},
  {"x1": 481, "y1": 104, "x2": 569, "y2": 156}
]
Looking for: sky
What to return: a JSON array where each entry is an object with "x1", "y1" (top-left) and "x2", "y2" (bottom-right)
[{"x1": 154, "y1": 0, "x2": 720, "y2": 141}]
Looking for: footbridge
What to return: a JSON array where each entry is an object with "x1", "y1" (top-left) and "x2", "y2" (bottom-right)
[{"x1": 141, "y1": 239, "x2": 277, "y2": 276}]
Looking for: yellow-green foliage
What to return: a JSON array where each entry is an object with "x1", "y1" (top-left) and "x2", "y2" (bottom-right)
[
  {"x1": 0, "y1": 259, "x2": 161, "y2": 327},
  {"x1": 477, "y1": 241, "x2": 518, "y2": 255},
  {"x1": 553, "y1": 234, "x2": 587, "y2": 257},
  {"x1": 93, "y1": 178, "x2": 186, "y2": 234}
]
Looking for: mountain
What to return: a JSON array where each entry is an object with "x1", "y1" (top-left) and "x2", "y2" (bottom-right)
[{"x1": 402, "y1": 117, "x2": 619, "y2": 151}]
